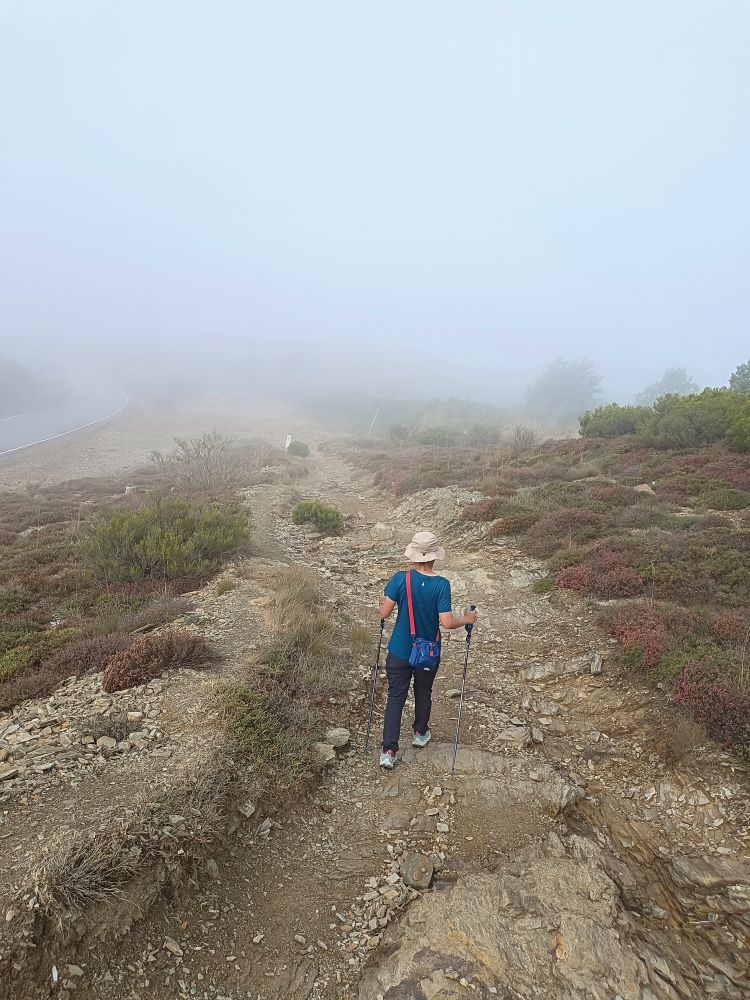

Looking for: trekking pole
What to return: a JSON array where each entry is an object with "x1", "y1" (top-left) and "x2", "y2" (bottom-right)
[
  {"x1": 451, "y1": 606, "x2": 476, "y2": 776},
  {"x1": 364, "y1": 619, "x2": 385, "y2": 753}
]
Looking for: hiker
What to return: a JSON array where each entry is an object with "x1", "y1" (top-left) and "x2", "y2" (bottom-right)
[{"x1": 377, "y1": 530, "x2": 477, "y2": 769}]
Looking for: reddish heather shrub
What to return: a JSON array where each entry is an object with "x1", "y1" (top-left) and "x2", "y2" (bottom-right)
[
  {"x1": 601, "y1": 602, "x2": 699, "y2": 670},
  {"x1": 0, "y1": 529, "x2": 17, "y2": 546},
  {"x1": 524, "y1": 508, "x2": 603, "y2": 558},
  {"x1": 584, "y1": 482, "x2": 638, "y2": 507},
  {"x1": 707, "y1": 610, "x2": 750, "y2": 645},
  {"x1": 555, "y1": 546, "x2": 644, "y2": 599},
  {"x1": 45, "y1": 634, "x2": 133, "y2": 676},
  {"x1": 102, "y1": 630, "x2": 214, "y2": 692},
  {"x1": 673, "y1": 659, "x2": 750, "y2": 749},
  {"x1": 0, "y1": 671, "x2": 51, "y2": 710}
]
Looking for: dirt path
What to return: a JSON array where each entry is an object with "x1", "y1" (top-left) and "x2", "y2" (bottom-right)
[{"x1": 14, "y1": 445, "x2": 750, "y2": 999}]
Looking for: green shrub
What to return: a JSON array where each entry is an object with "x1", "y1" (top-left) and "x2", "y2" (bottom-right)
[
  {"x1": 218, "y1": 684, "x2": 313, "y2": 778},
  {"x1": 85, "y1": 497, "x2": 251, "y2": 581},
  {"x1": 0, "y1": 627, "x2": 79, "y2": 682},
  {"x1": 532, "y1": 577, "x2": 554, "y2": 595},
  {"x1": 287, "y1": 440, "x2": 310, "y2": 458},
  {"x1": 638, "y1": 390, "x2": 744, "y2": 449},
  {"x1": 727, "y1": 397, "x2": 750, "y2": 451},
  {"x1": 696, "y1": 486, "x2": 750, "y2": 511},
  {"x1": 417, "y1": 427, "x2": 458, "y2": 447},
  {"x1": 580, "y1": 404, "x2": 651, "y2": 438},
  {"x1": 292, "y1": 500, "x2": 344, "y2": 534}
]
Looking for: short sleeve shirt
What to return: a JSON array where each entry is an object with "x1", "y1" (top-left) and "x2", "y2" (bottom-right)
[{"x1": 384, "y1": 569, "x2": 452, "y2": 660}]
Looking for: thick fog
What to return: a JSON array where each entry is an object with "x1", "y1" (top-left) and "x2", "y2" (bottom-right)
[{"x1": 1, "y1": 1, "x2": 749, "y2": 406}]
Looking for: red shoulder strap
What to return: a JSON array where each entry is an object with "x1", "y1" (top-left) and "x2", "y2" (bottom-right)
[{"x1": 405, "y1": 569, "x2": 416, "y2": 639}]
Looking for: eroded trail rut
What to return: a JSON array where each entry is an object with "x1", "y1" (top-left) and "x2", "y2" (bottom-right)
[{"x1": 6, "y1": 448, "x2": 750, "y2": 999}]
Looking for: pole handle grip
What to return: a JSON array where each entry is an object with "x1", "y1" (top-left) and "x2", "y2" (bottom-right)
[{"x1": 465, "y1": 605, "x2": 476, "y2": 634}]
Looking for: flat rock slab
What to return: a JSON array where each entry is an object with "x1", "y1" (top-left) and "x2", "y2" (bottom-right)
[
  {"x1": 398, "y1": 742, "x2": 580, "y2": 817},
  {"x1": 358, "y1": 833, "x2": 651, "y2": 1000}
]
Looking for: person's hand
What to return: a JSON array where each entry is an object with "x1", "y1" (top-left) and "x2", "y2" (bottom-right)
[{"x1": 465, "y1": 609, "x2": 478, "y2": 626}]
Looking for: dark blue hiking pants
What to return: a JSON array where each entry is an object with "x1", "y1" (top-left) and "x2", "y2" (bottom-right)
[{"x1": 382, "y1": 652, "x2": 439, "y2": 753}]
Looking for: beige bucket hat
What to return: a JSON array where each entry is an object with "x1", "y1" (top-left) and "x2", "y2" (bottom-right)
[{"x1": 404, "y1": 530, "x2": 446, "y2": 562}]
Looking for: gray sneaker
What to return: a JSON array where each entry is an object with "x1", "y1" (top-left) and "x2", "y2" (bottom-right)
[
  {"x1": 379, "y1": 750, "x2": 396, "y2": 769},
  {"x1": 412, "y1": 729, "x2": 431, "y2": 748}
]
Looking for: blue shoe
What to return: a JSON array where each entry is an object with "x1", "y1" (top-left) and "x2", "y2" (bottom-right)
[
  {"x1": 379, "y1": 750, "x2": 396, "y2": 769},
  {"x1": 412, "y1": 729, "x2": 431, "y2": 748}
]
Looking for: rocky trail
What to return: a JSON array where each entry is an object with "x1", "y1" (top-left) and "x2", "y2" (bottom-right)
[{"x1": 2, "y1": 445, "x2": 749, "y2": 999}]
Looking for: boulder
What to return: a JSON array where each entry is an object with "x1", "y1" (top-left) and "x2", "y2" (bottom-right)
[
  {"x1": 311, "y1": 742, "x2": 336, "y2": 768},
  {"x1": 401, "y1": 852, "x2": 434, "y2": 891},
  {"x1": 323, "y1": 727, "x2": 351, "y2": 749}
]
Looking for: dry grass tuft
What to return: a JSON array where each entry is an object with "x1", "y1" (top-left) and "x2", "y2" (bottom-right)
[
  {"x1": 82, "y1": 711, "x2": 140, "y2": 743},
  {"x1": 26, "y1": 831, "x2": 137, "y2": 921},
  {"x1": 273, "y1": 565, "x2": 319, "y2": 621},
  {"x1": 662, "y1": 716, "x2": 706, "y2": 763},
  {"x1": 349, "y1": 622, "x2": 373, "y2": 655}
]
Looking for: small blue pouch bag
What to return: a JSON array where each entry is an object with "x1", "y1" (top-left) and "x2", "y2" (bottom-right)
[{"x1": 405, "y1": 569, "x2": 441, "y2": 671}]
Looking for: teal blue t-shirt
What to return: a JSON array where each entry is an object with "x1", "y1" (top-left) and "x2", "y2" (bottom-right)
[{"x1": 384, "y1": 569, "x2": 452, "y2": 660}]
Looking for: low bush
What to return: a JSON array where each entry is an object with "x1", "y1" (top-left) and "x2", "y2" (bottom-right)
[
  {"x1": 85, "y1": 497, "x2": 251, "y2": 581},
  {"x1": 532, "y1": 576, "x2": 554, "y2": 595},
  {"x1": 0, "y1": 633, "x2": 131, "y2": 709},
  {"x1": 417, "y1": 427, "x2": 458, "y2": 447},
  {"x1": 601, "y1": 602, "x2": 698, "y2": 672},
  {"x1": 148, "y1": 431, "x2": 242, "y2": 494},
  {"x1": 673, "y1": 658, "x2": 750, "y2": 749},
  {"x1": 523, "y1": 508, "x2": 603, "y2": 558},
  {"x1": 292, "y1": 500, "x2": 344, "y2": 535},
  {"x1": 0, "y1": 627, "x2": 80, "y2": 682},
  {"x1": 488, "y1": 512, "x2": 540, "y2": 537},
  {"x1": 287, "y1": 440, "x2": 310, "y2": 458},
  {"x1": 460, "y1": 496, "x2": 507, "y2": 522},
  {"x1": 216, "y1": 577, "x2": 239, "y2": 596},
  {"x1": 555, "y1": 545, "x2": 644, "y2": 599},
  {"x1": 128, "y1": 595, "x2": 195, "y2": 631},
  {"x1": 0, "y1": 529, "x2": 17, "y2": 545},
  {"x1": 580, "y1": 404, "x2": 651, "y2": 438},
  {"x1": 218, "y1": 683, "x2": 314, "y2": 781},
  {"x1": 101, "y1": 631, "x2": 215, "y2": 692},
  {"x1": 696, "y1": 485, "x2": 750, "y2": 511}
]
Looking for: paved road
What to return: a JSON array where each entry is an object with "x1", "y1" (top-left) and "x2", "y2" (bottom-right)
[{"x1": 0, "y1": 375, "x2": 129, "y2": 457}]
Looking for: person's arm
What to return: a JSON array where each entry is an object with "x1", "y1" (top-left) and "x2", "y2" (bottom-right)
[
  {"x1": 439, "y1": 609, "x2": 477, "y2": 630},
  {"x1": 437, "y1": 578, "x2": 478, "y2": 630},
  {"x1": 379, "y1": 595, "x2": 396, "y2": 620},
  {"x1": 379, "y1": 573, "x2": 399, "y2": 620}
]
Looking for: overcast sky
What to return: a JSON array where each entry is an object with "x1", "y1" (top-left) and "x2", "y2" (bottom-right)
[{"x1": 1, "y1": 1, "x2": 748, "y2": 403}]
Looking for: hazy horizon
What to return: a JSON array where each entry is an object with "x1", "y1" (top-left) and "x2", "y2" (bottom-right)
[{"x1": 2, "y1": 2, "x2": 749, "y2": 407}]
